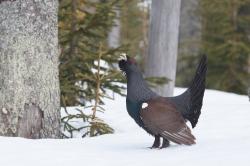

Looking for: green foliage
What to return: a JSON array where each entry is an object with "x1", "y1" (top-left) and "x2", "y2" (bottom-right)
[
  {"x1": 59, "y1": 0, "x2": 126, "y2": 137},
  {"x1": 121, "y1": 0, "x2": 141, "y2": 56},
  {"x1": 178, "y1": 0, "x2": 250, "y2": 94},
  {"x1": 61, "y1": 107, "x2": 114, "y2": 138},
  {"x1": 145, "y1": 76, "x2": 172, "y2": 88},
  {"x1": 120, "y1": 0, "x2": 149, "y2": 65},
  {"x1": 59, "y1": 0, "x2": 125, "y2": 105},
  {"x1": 176, "y1": 54, "x2": 200, "y2": 88},
  {"x1": 200, "y1": 0, "x2": 250, "y2": 94},
  {"x1": 61, "y1": 108, "x2": 91, "y2": 138}
]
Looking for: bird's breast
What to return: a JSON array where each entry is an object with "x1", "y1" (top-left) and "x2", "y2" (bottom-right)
[{"x1": 126, "y1": 98, "x2": 144, "y2": 127}]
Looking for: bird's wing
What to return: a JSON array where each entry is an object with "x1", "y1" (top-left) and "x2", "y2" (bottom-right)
[{"x1": 140, "y1": 98, "x2": 196, "y2": 145}]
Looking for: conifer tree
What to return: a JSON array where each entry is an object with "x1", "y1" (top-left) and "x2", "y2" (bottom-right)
[
  {"x1": 120, "y1": 0, "x2": 148, "y2": 62},
  {"x1": 59, "y1": 0, "x2": 125, "y2": 106},
  {"x1": 59, "y1": 0, "x2": 126, "y2": 137},
  {"x1": 199, "y1": 0, "x2": 250, "y2": 94}
]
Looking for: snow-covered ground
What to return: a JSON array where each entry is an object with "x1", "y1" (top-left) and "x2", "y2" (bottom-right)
[{"x1": 0, "y1": 88, "x2": 249, "y2": 166}]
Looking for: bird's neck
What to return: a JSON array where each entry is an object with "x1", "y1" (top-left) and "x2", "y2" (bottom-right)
[{"x1": 126, "y1": 73, "x2": 158, "y2": 102}]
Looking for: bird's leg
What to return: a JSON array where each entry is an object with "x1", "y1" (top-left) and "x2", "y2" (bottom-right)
[
  {"x1": 151, "y1": 135, "x2": 160, "y2": 149},
  {"x1": 160, "y1": 138, "x2": 170, "y2": 149}
]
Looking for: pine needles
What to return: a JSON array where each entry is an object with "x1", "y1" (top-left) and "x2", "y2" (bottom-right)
[{"x1": 59, "y1": 0, "x2": 126, "y2": 137}]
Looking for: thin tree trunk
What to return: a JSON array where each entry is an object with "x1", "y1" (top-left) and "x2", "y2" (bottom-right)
[
  {"x1": 141, "y1": 4, "x2": 150, "y2": 61},
  {"x1": 0, "y1": 0, "x2": 60, "y2": 138},
  {"x1": 248, "y1": 57, "x2": 250, "y2": 101},
  {"x1": 179, "y1": 0, "x2": 200, "y2": 56},
  {"x1": 108, "y1": 8, "x2": 120, "y2": 48},
  {"x1": 145, "y1": 0, "x2": 181, "y2": 96}
]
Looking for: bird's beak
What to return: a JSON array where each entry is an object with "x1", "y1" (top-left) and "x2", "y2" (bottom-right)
[{"x1": 119, "y1": 53, "x2": 127, "y2": 61}]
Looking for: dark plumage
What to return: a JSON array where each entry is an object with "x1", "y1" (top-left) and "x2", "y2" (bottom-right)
[{"x1": 119, "y1": 55, "x2": 207, "y2": 148}]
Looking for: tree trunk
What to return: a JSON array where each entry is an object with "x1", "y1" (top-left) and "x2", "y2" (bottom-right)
[
  {"x1": 108, "y1": 8, "x2": 120, "y2": 48},
  {"x1": 248, "y1": 57, "x2": 250, "y2": 101},
  {"x1": 0, "y1": 0, "x2": 60, "y2": 138},
  {"x1": 145, "y1": 0, "x2": 181, "y2": 96},
  {"x1": 179, "y1": 0, "x2": 200, "y2": 56}
]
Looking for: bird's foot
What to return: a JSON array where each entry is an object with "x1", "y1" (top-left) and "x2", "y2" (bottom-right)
[
  {"x1": 160, "y1": 139, "x2": 170, "y2": 149},
  {"x1": 150, "y1": 135, "x2": 160, "y2": 149},
  {"x1": 150, "y1": 145, "x2": 160, "y2": 149}
]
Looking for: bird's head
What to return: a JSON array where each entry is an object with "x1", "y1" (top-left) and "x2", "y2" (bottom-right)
[
  {"x1": 118, "y1": 55, "x2": 141, "y2": 76},
  {"x1": 118, "y1": 55, "x2": 156, "y2": 102}
]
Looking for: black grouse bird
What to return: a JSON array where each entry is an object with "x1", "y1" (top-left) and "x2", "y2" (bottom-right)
[{"x1": 118, "y1": 55, "x2": 207, "y2": 148}]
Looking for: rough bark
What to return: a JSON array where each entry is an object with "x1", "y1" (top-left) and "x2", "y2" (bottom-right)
[
  {"x1": 145, "y1": 0, "x2": 181, "y2": 96},
  {"x1": 0, "y1": 0, "x2": 60, "y2": 138}
]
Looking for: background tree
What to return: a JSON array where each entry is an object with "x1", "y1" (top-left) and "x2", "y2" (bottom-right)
[
  {"x1": 0, "y1": 0, "x2": 60, "y2": 138},
  {"x1": 59, "y1": 0, "x2": 125, "y2": 106},
  {"x1": 200, "y1": 0, "x2": 250, "y2": 94},
  {"x1": 176, "y1": 0, "x2": 201, "y2": 87},
  {"x1": 145, "y1": 0, "x2": 181, "y2": 96},
  {"x1": 120, "y1": 0, "x2": 146, "y2": 58},
  {"x1": 108, "y1": 5, "x2": 120, "y2": 48},
  {"x1": 59, "y1": 0, "x2": 126, "y2": 137}
]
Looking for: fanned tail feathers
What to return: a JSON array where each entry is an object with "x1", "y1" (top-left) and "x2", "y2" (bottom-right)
[
  {"x1": 168, "y1": 55, "x2": 207, "y2": 128},
  {"x1": 186, "y1": 55, "x2": 207, "y2": 127}
]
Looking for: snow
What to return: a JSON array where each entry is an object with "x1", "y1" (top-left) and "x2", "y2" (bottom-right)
[{"x1": 0, "y1": 88, "x2": 250, "y2": 166}]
